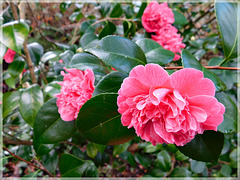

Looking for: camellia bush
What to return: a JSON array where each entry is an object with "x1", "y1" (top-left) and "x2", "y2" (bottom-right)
[{"x1": 1, "y1": 0, "x2": 238, "y2": 178}]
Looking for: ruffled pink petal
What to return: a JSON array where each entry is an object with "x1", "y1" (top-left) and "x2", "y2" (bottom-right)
[
  {"x1": 171, "y1": 68, "x2": 215, "y2": 97},
  {"x1": 3, "y1": 49, "x2": 16, "y2": 63}
]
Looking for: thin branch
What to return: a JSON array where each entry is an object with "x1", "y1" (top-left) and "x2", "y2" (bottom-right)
[
  {"x1": 164, "y1": 155, "x2": 175, "y2": 177},
  {"x1": 218, "y1": 160, "x2": 231, "y2": 165},
  {"x1": 10, "y1": 2, "x2": 37, "y2": 84},
  {"x1": 3, "y1": 136, "x2": 33, "y2": 146},
  {"x1": 163, "y1": 66, "x2": 240, "y2": 70},
  {"x1": 3, "y1": 147, "x2": 54, "y2": 177},
  {"x1": 91, "y1": 17, "x2": 136, "y2": 27}
]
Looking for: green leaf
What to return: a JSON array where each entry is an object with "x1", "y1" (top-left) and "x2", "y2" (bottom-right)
[
  {"x1": 4, "y1": 72, "x2": 15, "y2": 89},
  {"x1": 80, "y1": 33, "x2": 98, "y2": 48},
  {"x1": 100, "y1": 3, "x2": 111, "y2": 18},
  {"x1": 1, "y1": 20, "x2": 29, "y2": 54},
  {"x1": 68, "y1": 52, "x2": 107, "y2": 75},
  {"x1": 3, "y1": 91, "x2": 21, "y2": 118},
  {"x1": 173, "y1": 11, "x2": 188, "y2": 26},
  {"x1": 181, "y1": 49, "x2": 226, "y2": 91},
  {"x1": 80, "y1": 20, "x2": 97, "y2": 34},
  {"x1": 215, "y1": 92, "x2": 237, "y2": 133},
  {"x1": 27, "y1": 42, "x2": 44, "y2": 65},
  {"x1": 99, "y1": 21, "x2": 116, "y2": 39},
  {"x1": 110, "y1": 4, "x2": 123, "y2": 18},
  {"x1": 59, "y1": 50, "x2": 74, "y2": 65},
  {"x1": 156, "y1": 150, "x2": 172, "y2": 172},
  {"x1": 44, "y1": 81, "x2": 61, "y2": 97},
  {"x1": 34, "y1": 98, "x2": 76, "y2": 144},
  {"x1": 177, "y1": 130, "x2": 224, "y2": 162},
  {"x1": 136, "y1": 3, "x2": 147, "y2": 18},
  {"x1": 69, "y1": 12, "x2": 83, "y2": 22},
  {"x1": 42, "y1": 149, "x2": 58, "y2": 174},
  {"x1": 93, "y1": 71, "x2": 127, "y2": 96},
  {"x1": 149, "y1": 169, "x2": 166, "y2": 177},
  {"x1": 77, "y1": 93, "x2": 136, "y2": 145},
  {"x1": 19, "y1": 84, "x2": 44, "y2": 127},
  {"x1": 33, "y1": 139, "x2": 54, "y2": 157},
  {"x1": 87, "y1": 35, "x2": 147, "y2": 74},
  {"x1": 113, "y1": 142, "x2": 130, "y2": 157},
  {"x1": 8, "y1": 56, "x2": 25, "y2": 78},
  {"x1": 175, "y1": 150, "x2": 189, "y2": 161},
  {"x1": 144, "y1": 144, "x2": 162, "y2": 153},
  {"x1": 136, "y1": 38, "x2": 174, "y2": 65},
  {"x1": 190, "y1": 160, "x2": 206, "y2": 173},
  {"x1": 59, "y1": 154, "x2": 98, "y2": 177},
  {"x1": 229, "y1": 148, "x2": 237, "y2": 168},
  {"x1": 41, "y1": 51, "x2": 60, "y2": 63},
  {"x1": 220, "y1": 164, "x2": 232, "y2": 177},
  {"x1": 171, "y1": 167, "x2": 191, "y2": 177},
  {"x1": 123, "y1": 21, "x2": 136, "y2": 37},
  {"x1": 215, "y1": 1, "x2": 238, "y2": 62},
  {"x1": 134, "y1": 153, "x2": 151, "y2": 168},
  {"x1": 86, "y1": 143, "x2": 98, "y2": 159}
]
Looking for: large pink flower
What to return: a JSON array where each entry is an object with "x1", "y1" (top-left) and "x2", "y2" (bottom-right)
[
  {"x1": 117, "y1": 64, "x2": 225, "y2": 146},
  {"x1": 151, "y1": 24, "x2": 186, "y2": 61},
  {"x1": 55, "y1": 68, "x2": 95, "y2": 121},
  {"x1": 3, "y1": 49, "x2": 16, "y2": 63},
  {"x1": 142, "y1": 1, "x2": 174, "y2": 33}
]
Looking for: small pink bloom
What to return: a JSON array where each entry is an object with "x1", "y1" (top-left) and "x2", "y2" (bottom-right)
[
  {"x1": 3, "y1": 49, "x2": 16, "y2": 63},
  {"x1": 111, "y1": 67, "x2": 117, "y2": 71},
  {"x1": 55, "y1": 68, "x2": 95, "y2": 121},
  {"x1": 22, "y1": 69, "x2": 27, "y2": 74},
  {"x1": 142, "y1": 1, "x2": 174, "y2": 33},
  {"x1": 59, "y1": 59, "x2": 64, "y2": 63},
  {"x1": 117, "y1": 64, "x2": 225, "y2": 146},
  {"x1": 0, "y1": 101, "x2": 2, "y2": 104},
  {"x1": 151, "y1": 24, "x2": 186, "y2": 61}
]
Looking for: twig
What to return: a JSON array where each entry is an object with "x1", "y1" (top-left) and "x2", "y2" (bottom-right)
[
  {"x1": 164, "y1": 155, "x2": 175, "y2": 177},
  {"x1": 3, "y1": 147, "x2": 54, "y2": 177},
  {"x1": 164, "y1": 66, "x2": 240, "y2": 70},
  {"x1": 91, "y1": 17, "x2": 136, "y2": 27},
  {"x1": 218, "y1": 160, "x2": 231, "y2": 165},
  {"x1": 3, "y1": 136, "x2": 33, "y2": 146},
  {"x1": 26, "y1": 2, "x2": 58, "y2": 47},
  {"x1": 10, "y1": 2, "x2": 37, "y2": 84}
]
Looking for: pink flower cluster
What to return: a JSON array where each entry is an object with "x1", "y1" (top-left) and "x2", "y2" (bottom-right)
[
  {"x1": 3, "y1": 48, "x2": 16, "y2": 63},
  {"x1": 117, "y1": 64, "x2": 225, "y2": 146},
  {"x1": 142, "y1": 1, "x2": 185, "y2": 60},
  {"x1": 55, "y1": 68, "x2": 95, "y2": 121}
]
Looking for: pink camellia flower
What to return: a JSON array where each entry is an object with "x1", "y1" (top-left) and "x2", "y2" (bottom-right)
[
  {"x1": 142, "y1": 1, "x2": 174, "y2": 33},
  {"x1": 59, "y1": 59, "x2": 64, "y2": 63},
  {"x1": 55, "y1": 67, "x2": 95, "y2": 121},
  {"x1": 117, "y1": 64, "x2": 225, "y2": 146},
  {"x1": 3, "y1": 49, "x2": 16, "y2": 63},
  {"x1": 151, "y1": 24, "x2": 186, "y2": 60}
]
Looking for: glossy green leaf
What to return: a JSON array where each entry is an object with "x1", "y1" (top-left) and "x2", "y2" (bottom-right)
[
  {"x1": 136, "y1": 3, "x2": 147, "y2": 18},
  {"x1": 215, "y1": 1, "x2": 238, "y2": 62},
  {"x1": 1, "y1": 20, "x2": 29, "y2": 54},
  {"x1": 69, "y1": 12, "x2": 83, "y2": 22},
  {"x1": 68, "y1": 53, "x2": 107, "y2": 75},
  {"x1": 59, "y1": 154, "x2": 98, "y2": 177},
  {"x1": 86, "y1": 143, "x2": 98, "y2": 159},
  {"x1": 42, "y1": 149, "x2": 58, "y2": 174},
  {"x1": 175, "y1": 150, "x2": 189, "y2": 161},
  {"x1": 123, "y1": 20, "x2": 135, "y2": 38},
  {"x1": 77, "y1": 93, "x2": 136, "y2": 145},
  {"x1": 80, "y1": 33, "x2": 98, "y2": 48},
  {"x1": 229, "y1": 148, "x2": 237, "y2": 168},
  {"x1": 99, "y1": 21, "x2": 116, "y2": 39},
  {"x1": 177, "y1": 130, "x2": 224, "y2": 162},
  {"x1": 144, "y1": 144, "x2": 162, "y2": 153},
  {"x1": 110, "y1": 4, "x2": 123, "y2": 18},
  {"x1": 3, "y1": 91, "x2": 21, "y2": 118},
  {"x1": 156, "y1": 150, "x2": 172, "y2": 172},
  {"x1": 87, "y1": 35, "x2": 146, "y2": 74},
  {"x1": 44, "y1": 81, "x2": 61, "y2": 97},
  {"x1": 34, "y1": 98, "x2": 76, "y2": 144},
  {"x1": 113, "y1": 142, "x2": 130, "y2": 157},
  {"x1": 27, "y1": 42, "x2": 44, "y2": 65},
  {"x1": 136, "y1": 38, "x2": 174, "y2": 65},
  {"x1": 134, "y1": 153, "x2": 151, "y2": 168},
  {"x1": 93, "y1": 71, "x2": 127, "y2": 96},
  {"x1": 3, "y1": 71, "x2": 15, "y2": 89},
  {"x1": 149, "y1": 169, "x2": 166, "y2": 177},
  {"x1": 220, "y1": 164, "x2": 232, "y2": 177},
  {"x1": 215, "y1": 92, "x2": 237, "y2": 133},
  {"x1": 80, "y1": 20, "x2": 97, "y2": 34},
  {"x1": 190, "y1": 160, "x2": 206, "y2": 173},
  {"x1": 171, "y1": 167, "x2": 191, "y2": 177},
  {"x1": 41, "y1": 51, "x2": 60, "y2": 63},
  {"x1": 173, "y1": 11, "x2": 188, "y2": 25},
  {"x1": 181, "y1": 49, "x2": 226, "y2": 91},
  {"x1": 33, "y1": 139, "x2": 54, "y2": 157},
  {"x1": 59, "y1": 50, "x2": 74, "y2": 65},
  {"x1": 19, "y1": 84, "x2": 43, "y2": 127},
  {"x1": 8, "y1": 56, "x2": 25, "y2": 78}
]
